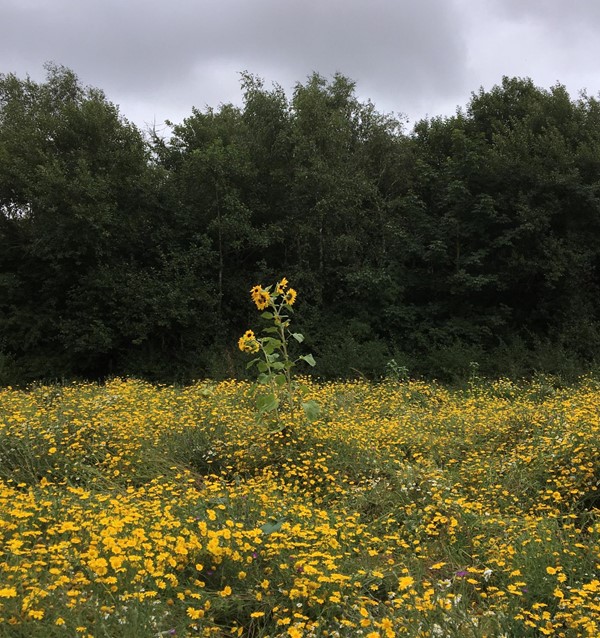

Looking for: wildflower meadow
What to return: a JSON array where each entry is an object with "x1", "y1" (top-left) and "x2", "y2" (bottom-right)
[
  {"x1": 1, "y1": 283, "x2": 599, "y2": 637},
  {"x1": 1, "y1": 374, "x2": 599, "y2": 637}
]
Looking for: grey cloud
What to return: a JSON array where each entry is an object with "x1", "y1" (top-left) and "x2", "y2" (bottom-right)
[
  {"x1": 492, "y1": 0, "x2": 600, "y2": 32},
  {"x1": 3, "y1": 0, "x2": 599, "y2": 129},
  {"x1": 1, "y1": 0, "x2": 469, "y2": 123}
]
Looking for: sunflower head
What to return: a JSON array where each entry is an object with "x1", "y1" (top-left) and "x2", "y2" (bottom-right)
[
  {"x1": 275, "y1": 277, "x2": 288, "y2": 295},
  {"x1": 238, "y1": 330, "x2": 260, "y2": 353},
  {"x1": 284, "y1": 288, "x2": 297, "y2": 306},
  {"x1": 250, "y1": 285, "x2": 271, "y2": 311}
]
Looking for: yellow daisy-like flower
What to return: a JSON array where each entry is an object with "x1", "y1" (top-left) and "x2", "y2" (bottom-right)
[
  {"x1": 187, "y1": 607, "x2": 205, "y2": 619},
  {"x1": 27, "y1": 610, "x2": 44, "y2": 620},
  {"x1": 284, "y1": 288, "x2": 297, "y2": 306},
  {"x1": 398, "y1": 576, "x2": 414, "y2": 590}
]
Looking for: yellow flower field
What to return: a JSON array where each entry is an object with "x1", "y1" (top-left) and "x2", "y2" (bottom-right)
[{"x1": 0, "y1": 377, "x2": 599, "y2": 637}]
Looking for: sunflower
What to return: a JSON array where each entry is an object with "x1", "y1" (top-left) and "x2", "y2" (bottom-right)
[
  {"x1": 250, "y1": 285, "x2": 262, "y2": 305},
  {"x1": 284, "y1": 288, "x2": 297, "y2": 306},
  {"x1": 238, "y1": 330, "x2": 260, "y2": 353},
  {"x1": 250, "y1": 285, "x2": 271, "y2": 310},
  {"x1": 275, "y1": 277, "x2": 288, "y2": 295}
]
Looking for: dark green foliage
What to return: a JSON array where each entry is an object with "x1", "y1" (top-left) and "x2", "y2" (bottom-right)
[{"x1": 2, "y1": 67, "x2": 600, "y2": 384}]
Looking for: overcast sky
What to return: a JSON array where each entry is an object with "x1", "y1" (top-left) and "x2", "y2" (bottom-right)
[{"x1": 2, "y1": 0, "x2": 600, "y2": 132}]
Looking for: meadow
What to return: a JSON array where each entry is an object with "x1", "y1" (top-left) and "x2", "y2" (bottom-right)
[{"x1": 0, "y1": 376, "x2": 599, "y2": 637}]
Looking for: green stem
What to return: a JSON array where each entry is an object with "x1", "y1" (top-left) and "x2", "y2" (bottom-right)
[
  {"x1": 259, "y1": 342, "x2": 280, "y2": 425},
  {"x1": 274, "y1": 304, "x2": 296, "y2": 423}
]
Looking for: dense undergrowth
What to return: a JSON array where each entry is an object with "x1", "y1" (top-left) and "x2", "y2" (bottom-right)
[{"x1": 0, "y1": 377, "x2": 599, "y2": 637}]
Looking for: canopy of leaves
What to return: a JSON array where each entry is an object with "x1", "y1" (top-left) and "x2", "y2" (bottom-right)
[{"x1": 2, "y1": 68, "x2": 600, "y2": 384}]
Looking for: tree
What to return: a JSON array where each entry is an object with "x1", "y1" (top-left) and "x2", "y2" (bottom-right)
[{"x1": 0, "y1": 64, "x2": 153, "y2": 379}]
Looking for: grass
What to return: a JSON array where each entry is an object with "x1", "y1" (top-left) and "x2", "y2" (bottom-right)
[{"x1": 0, "y1": 376, "x2": 598, "y2": 637}]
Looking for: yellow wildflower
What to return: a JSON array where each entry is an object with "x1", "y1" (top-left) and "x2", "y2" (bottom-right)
[
  {"x1": 27, "y1": 609, "x2": 44, "y2": 620},
  {"x1": 398, "y1": 576, "x2": 414, "y2": 590},
  {"x1": 187, "y1": 607, "x2": 205, "y2": 619}
]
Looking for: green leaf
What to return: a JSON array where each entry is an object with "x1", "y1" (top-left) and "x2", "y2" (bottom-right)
[
  {"x1": 274, "y1": 374, "x2": 287, "y2": 387},
  {"x1": 266, "y1": 352, "x2": 280, "y2": 363},
  {"x1": 257, "y1": 361, "x2": 268, "y2": 373},
  {"x1": 256, "y1": 393, "x2": 279, "y2": 413},
  {"x1": 271, "y1": 361, "x2": 285, "y2": 370},
  {"x1": 291, "y1": 332, "x2": 304, "y2": 343},
  {"x1": 268, "y1": 422, "x2": 288, "y2": 433},
  {"x1": 263, "y1": 326, "x2": 279, "y2": 334},
  {"x1": 207, "y1": 497, "x2": 228, "y2": 505},
  {"x1": 302, "y1": 400, "x2": 321, "y2": 421},
  {"x1": 261, "y1": 311, "x2": 274, "y2": 319},
  {"x1": 260, "y1": 518, "x2": 285, "y2": 535},
  {"x1": 246, "y1": 358, "x2": 260, "y2": 370},
  {"x1": 257, "y1": 373, "x2": 270, "y2": 385},
  {"x1": 299, "y1": 353, "x2": 316, "y2": 367}
]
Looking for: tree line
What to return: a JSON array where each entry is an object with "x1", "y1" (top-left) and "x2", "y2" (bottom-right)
[{"x1": 2, "y1": 64, "x2": 600, "y2": 384}]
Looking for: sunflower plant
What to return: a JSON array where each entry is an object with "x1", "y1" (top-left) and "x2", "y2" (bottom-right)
[{"x1": 238, "y1": 278, "x2": 319, "y2": 432}]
